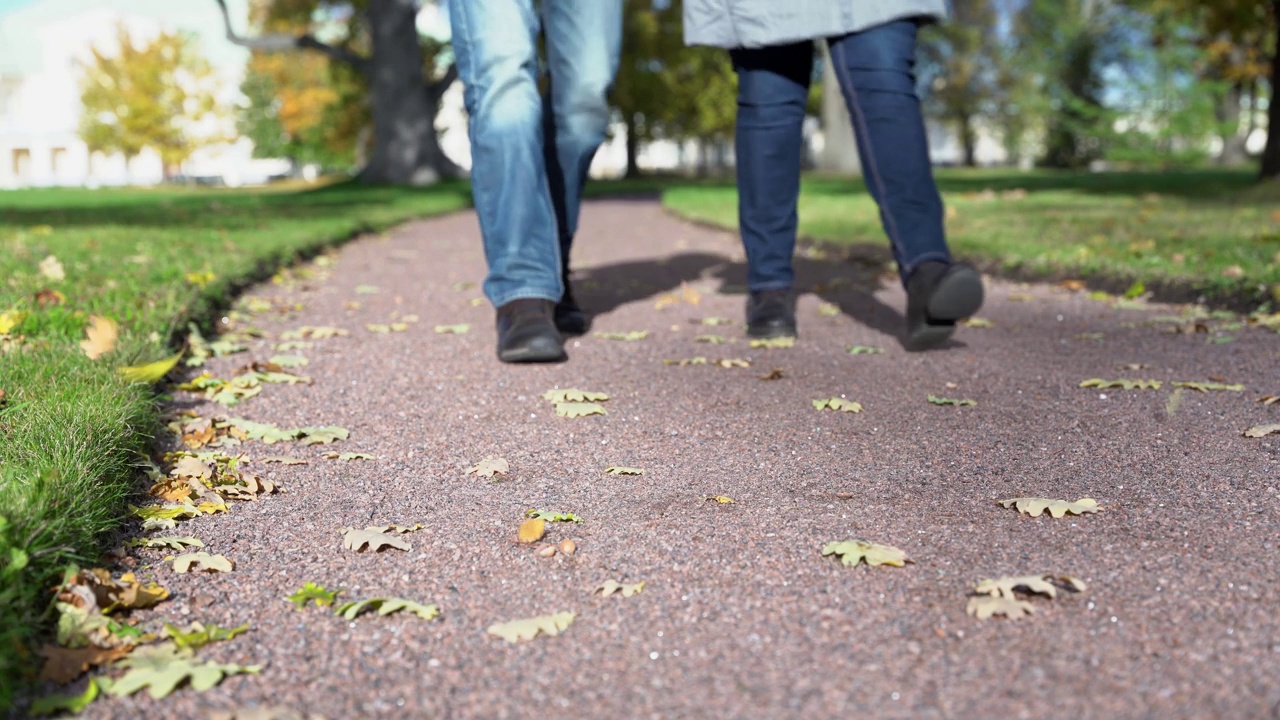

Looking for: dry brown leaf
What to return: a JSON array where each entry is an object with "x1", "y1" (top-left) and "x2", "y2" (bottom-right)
[
  {"x1": 170, "y1": 456, "x2": 212, "y2": 480},
  {"x1": 467, "y1": 457, "x2": 509, "y2": 478},
  {"x1": 342, "y1": 526, "x2": 411, "y2": 553},
  {"x1": 973, "y1": 574, "x2": 1086, "y2": 600},
  {"x1": 38, "y1": 644, "x2": 130, "y2": 683},
  {"x1": 594, "y1": 580, "x2": 645, "y2": 598},
  {"x1": 80, "y1": 316, "x2": 119, "y2": 360},
  {"x1": 1243, "y1": 423, "x2": 1280, "y2": 438},
  {"x1": 172, "y1": 552, "x2": 234, "y2": 574},
  {"x1": 759, "y1": 368, "x2": 785, "y2": 381},
  {"x1": 517, "y1": 518, "x2": 546, "y2": 543},
  {"x1": 998, "y1": 497, "x2": 1100, "y2": 518},
  {"x1": 966, "y1": 595, "x2": 1036, "y2": 620},
  {"x1": 1259, "y1": 395, "x2": 1279, "y2": 405}
]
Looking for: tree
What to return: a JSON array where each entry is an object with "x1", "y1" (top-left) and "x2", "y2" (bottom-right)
[
  {"x1": 236, "y1": 1, "x2": 368, "y2": 171},
  {"x1": 918, "y1": 0, "x2": 1005, "y2": 166},
  {"x1": 78, "y1": 23, "x2": 223, "y2": 179},
  {"x1": 1264, "y1": 0, "x2": 1280, "y2": 179},
  {"x1": 216, "y1": 0, "x2": 458, "y2": 185},
  {"x1": 611, "y1": 0, "x2": 686, "y2": 177}
]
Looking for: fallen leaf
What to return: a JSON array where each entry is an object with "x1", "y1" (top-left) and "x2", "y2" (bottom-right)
[
  {"x1": 1171, "y1": 381, "x2": 1244, "y2": 393},
  {"x1": 555, "y1": 402, "x2": 607, "y2": 418},
  {"x1": 333, "y1": 597, "x2": 440, "y2": 621},
  {"x1": 818, "y1": 303, "x2": 840, "y2": 316},
  {"x1": 927, "y1": 395, "x2": 977, "y2": 406},
  {"x1": 259, "y1": 456, "x2": 308, "y2": 465},
  {"x1": 966, "y1": 595, "x2": 1036, "y2": 620},
  {"x1": 972, "y1": 574, "x2": 1086, "y2": 601},
  {"x1": 186, "y1": 271, "x2": 216, "y2": 289},
  {"x1": 759, "y1": 368, "x2": 785, "y2": 380},
  {"x1": 118, "y1": 352, "x2": 183, "y2": 384},
  {"x1": 280, "y1": 326, "x2": 348, "y2": 340},
  {"x1": 173, "y1": 552, "x2": 234, "y2": 574},
  {"x1": 542, "y1": 388, "x2": 610, "y2": 403},
  {"x1": 704, "y1": 495, "x2": 735, "y2": 504},
  {"x1": 1076, "y1": 332, "x2": 1104, "y2": 341},
  {"x1": 297, "y1": 426, "x2": 348, "y2": 445},
  {"x1": 594, "y1": 580, "x2": 645, "y2": 598},
  {"x1": 130, "y1": 536, "x2": 204, "y2": 552},
  {"x1": 664, "y1": 357, "x2": 708, "y2": 366},
  {"x1": 29, "y1": 677, "x2": 105, "y2": 716},
  {"x1": 961, "y1": 317, "x2": 994, "y2": 328},
  {"x1": 812, "y1": 398, "x2": 863, "y2": 413},
  {"x1": 1259, "y1": 395, "x2": 1279, "y2": 405},
  {"x1": 1007, "y1": 293, "x2": 1034, "y2": 302},
  {"x1": 716, "y1": 357, "x2": 751, "y2": 368},
  {"x1": 355, "y1": 284, "x2": 379, "y2": 294},
  {"x1": 0, "y1": 309, "x2": 24, "y2": 335},
  {"x1": 171, "y1": 456, "x2": 213, "y2": 480},
  {"x1": 466, "y1": 457, "x2": 509, "y2": 477},
  {"x1": 35, "y1": 288, "x2": 66, "y2": 306},
  {"x1": 846, "y1": 345, "x2": 884, "y2": 355},
  {"x1": 39, "y1": 255, "x2": 66, "y2": 281},
  {"x1": 695, "y1": 334, "x2": 730, "y2": 344},
  {"x1": 487, "y1": 612, "x2": 575, "y2": 642},
  {"x1": 517, "y1": 518, "x2": 546, "y2": 543},
  {"x1": 699, "y1": 317, "x2": 733, "y2": 326},
  {"x1": 525, "y1": 509, "x2": 583, "y2": 523},
  {"x1": 434, "y1": 324, "x2": 470, "y2": 334},
  {"x1": 164, "y1": 621, "x2": 249, "y2": 651},
  {"x1": 821, "y1": 539, "x2": 911, "y2": 568},
  {"x1": 106, "y1": 643, "x2": 260, "y2": 699},
  {"x1": 324, "y1": 452, "x2": 374, "y2": 461},
  {"x1": 1079, "y1": 378, "x2": 1162, "y2": 390},
  {"x1": 749, "y1": 336, "x2": 795, "y2": 349},
  {"x1": 80, "y1": 316, "x2": 119, "y2": 359},
  {"x1": 38, "y1": 644, "x2": 130, "y2": 683},
  {"x1": 268, "y1": 354, "x2": 308, "y2": 368},
  {"x1": 604, "y1": 466, "x2": 644, "y2": 475},
  {"x1": 342, "y1": 526, "x2": 411, "y2": 553},
  {"x1": 1243, "y1": 423, "x2": 1280, "y2": 438},
  {"x1": 595, "y1": 330, "x2": 649, "y2": 341},
  {"x1": 998, "y1": 497, "x2": 1100, "y2": 518},
  {"x1": 286, "y1": 582, "x2": 340, "y2": 610}
]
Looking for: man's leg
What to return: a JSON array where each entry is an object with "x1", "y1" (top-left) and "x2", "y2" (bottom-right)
[
  {"x1": 730, "y1": 42, "x2": 812, "y2": 338},
  {"x1": 827, "y1": 21, "x2": 983, "y2": 350},
  {"x1": 540, "y1": 0, "x2": 623, "y2": 333},
  {"x1": 448, "y1": 0, "x2": 565, "y2": 361}
]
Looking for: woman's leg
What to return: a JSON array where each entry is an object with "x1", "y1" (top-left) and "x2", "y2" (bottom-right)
[{"x1": 828, "y1": 21, "x2": 983, "y2": 349}]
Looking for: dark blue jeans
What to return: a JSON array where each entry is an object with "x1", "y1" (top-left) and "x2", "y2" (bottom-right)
[{"x1": 731, "y1": 19, "x2": 950, "y2": 292}]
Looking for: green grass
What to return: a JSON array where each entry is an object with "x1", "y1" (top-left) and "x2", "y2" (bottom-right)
[
  {"x1": 663, "y1": 169, "x2": 1280, "y2": 305},
  {"x1": 0, "y1": 181, "x2": 469, "y2": 706}
]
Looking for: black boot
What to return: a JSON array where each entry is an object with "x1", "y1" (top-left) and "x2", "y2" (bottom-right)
[
  {"x1": 904, "y1": 260, "x2": 984, "y2": 351},
  {"x1": 495, "y1": 298, "x2": 565, "y2": 363},
  {"x1": 746, "y1": 289, "x2": 798, "y2": 339},
  {"x1": 554, "y1": 274, "x2": 589, "y2": 336}
]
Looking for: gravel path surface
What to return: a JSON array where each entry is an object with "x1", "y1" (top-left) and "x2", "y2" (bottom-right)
[{"x1": 78, "y1": 199, "x2": 1279, "y2": 720}]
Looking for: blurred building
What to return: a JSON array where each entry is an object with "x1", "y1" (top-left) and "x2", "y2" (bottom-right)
[{"x1": 0, "y1": 0, "x2": 287, "y2": 189}]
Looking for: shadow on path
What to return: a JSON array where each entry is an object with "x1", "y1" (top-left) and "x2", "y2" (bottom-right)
[{"x1": 572, "y1": 249, "x2": 966, "y2": 350}]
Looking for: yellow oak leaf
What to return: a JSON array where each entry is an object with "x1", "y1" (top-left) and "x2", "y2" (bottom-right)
[{"x1": 80, "y1": 316, "x2": 119, "y2": 359}]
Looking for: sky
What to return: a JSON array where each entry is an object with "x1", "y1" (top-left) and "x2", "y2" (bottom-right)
[{"x1": 0, "y1": 0, "x2": 36, "y2": 16}]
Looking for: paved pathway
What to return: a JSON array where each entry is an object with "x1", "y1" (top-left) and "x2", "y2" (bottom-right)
[{"x1": 83, "y1": 199, "x2": 1279, "y2": 719}]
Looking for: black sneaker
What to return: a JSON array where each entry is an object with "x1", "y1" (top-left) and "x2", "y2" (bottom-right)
[
  {"x1": 904, "y1": 260, "x2": 984, "y2": 351},
  {"x1": 495, "y1": 298, "x2": 566, "y2": 363},
  {"x1": 746, "y1": 289, "x2": 797, "y2": 338},
  {"x1": 554, "y1": 277, "x2": 589, "y2": 336}
]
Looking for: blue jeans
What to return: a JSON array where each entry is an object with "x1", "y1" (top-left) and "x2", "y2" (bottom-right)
[
  {"x1": 448, "y1": 0, "x2": 622, "y2": 307},
  {"x1": 731, "y1": 20, "x2": 951, "y2": 292}
]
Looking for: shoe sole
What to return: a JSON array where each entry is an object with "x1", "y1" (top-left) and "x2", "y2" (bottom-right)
[
  {"x1": 497, "y1": 337, "x2": 567, "y2": 364},
  {"x1": 746, "y1": 323, "x2": 798, "y2": 339},
  {"x1": 905, "y1": 265, "x2": 984, "y2": 351}
]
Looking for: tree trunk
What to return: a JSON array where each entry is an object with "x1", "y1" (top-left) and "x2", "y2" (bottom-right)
[
  {"x1": 958, "y1": 112, "x2": 977, "y2": 167},
  {"x1": 1261, "y1": 10, "x2": 1280, "y2": 180},
  {"x1": 624, "y1": 114, "x2": 641, "y2": 179},
  {"x1": 357, "y1": 0, "x2": 461, "y2": 185},
  {"x1": 1214, "y1": 82, "x2": 1248, "y2": 166}
]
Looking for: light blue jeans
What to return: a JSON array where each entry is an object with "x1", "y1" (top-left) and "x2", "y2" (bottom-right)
[{"x1": 448, "y1": 0, "x2": 623, "y2": 307}]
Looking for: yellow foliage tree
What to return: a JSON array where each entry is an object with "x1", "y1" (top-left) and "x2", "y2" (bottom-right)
[{"x1": 78, "y1": 24, "x2": 224, "y2": 178}]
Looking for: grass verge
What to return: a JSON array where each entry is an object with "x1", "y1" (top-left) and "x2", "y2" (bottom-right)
[
  {"x1": 0, "y1": 181, "x2": 469, "y2": 706},
  {"x1": 663, "y1": 169, "x2": 1280, "y2": 307}
]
